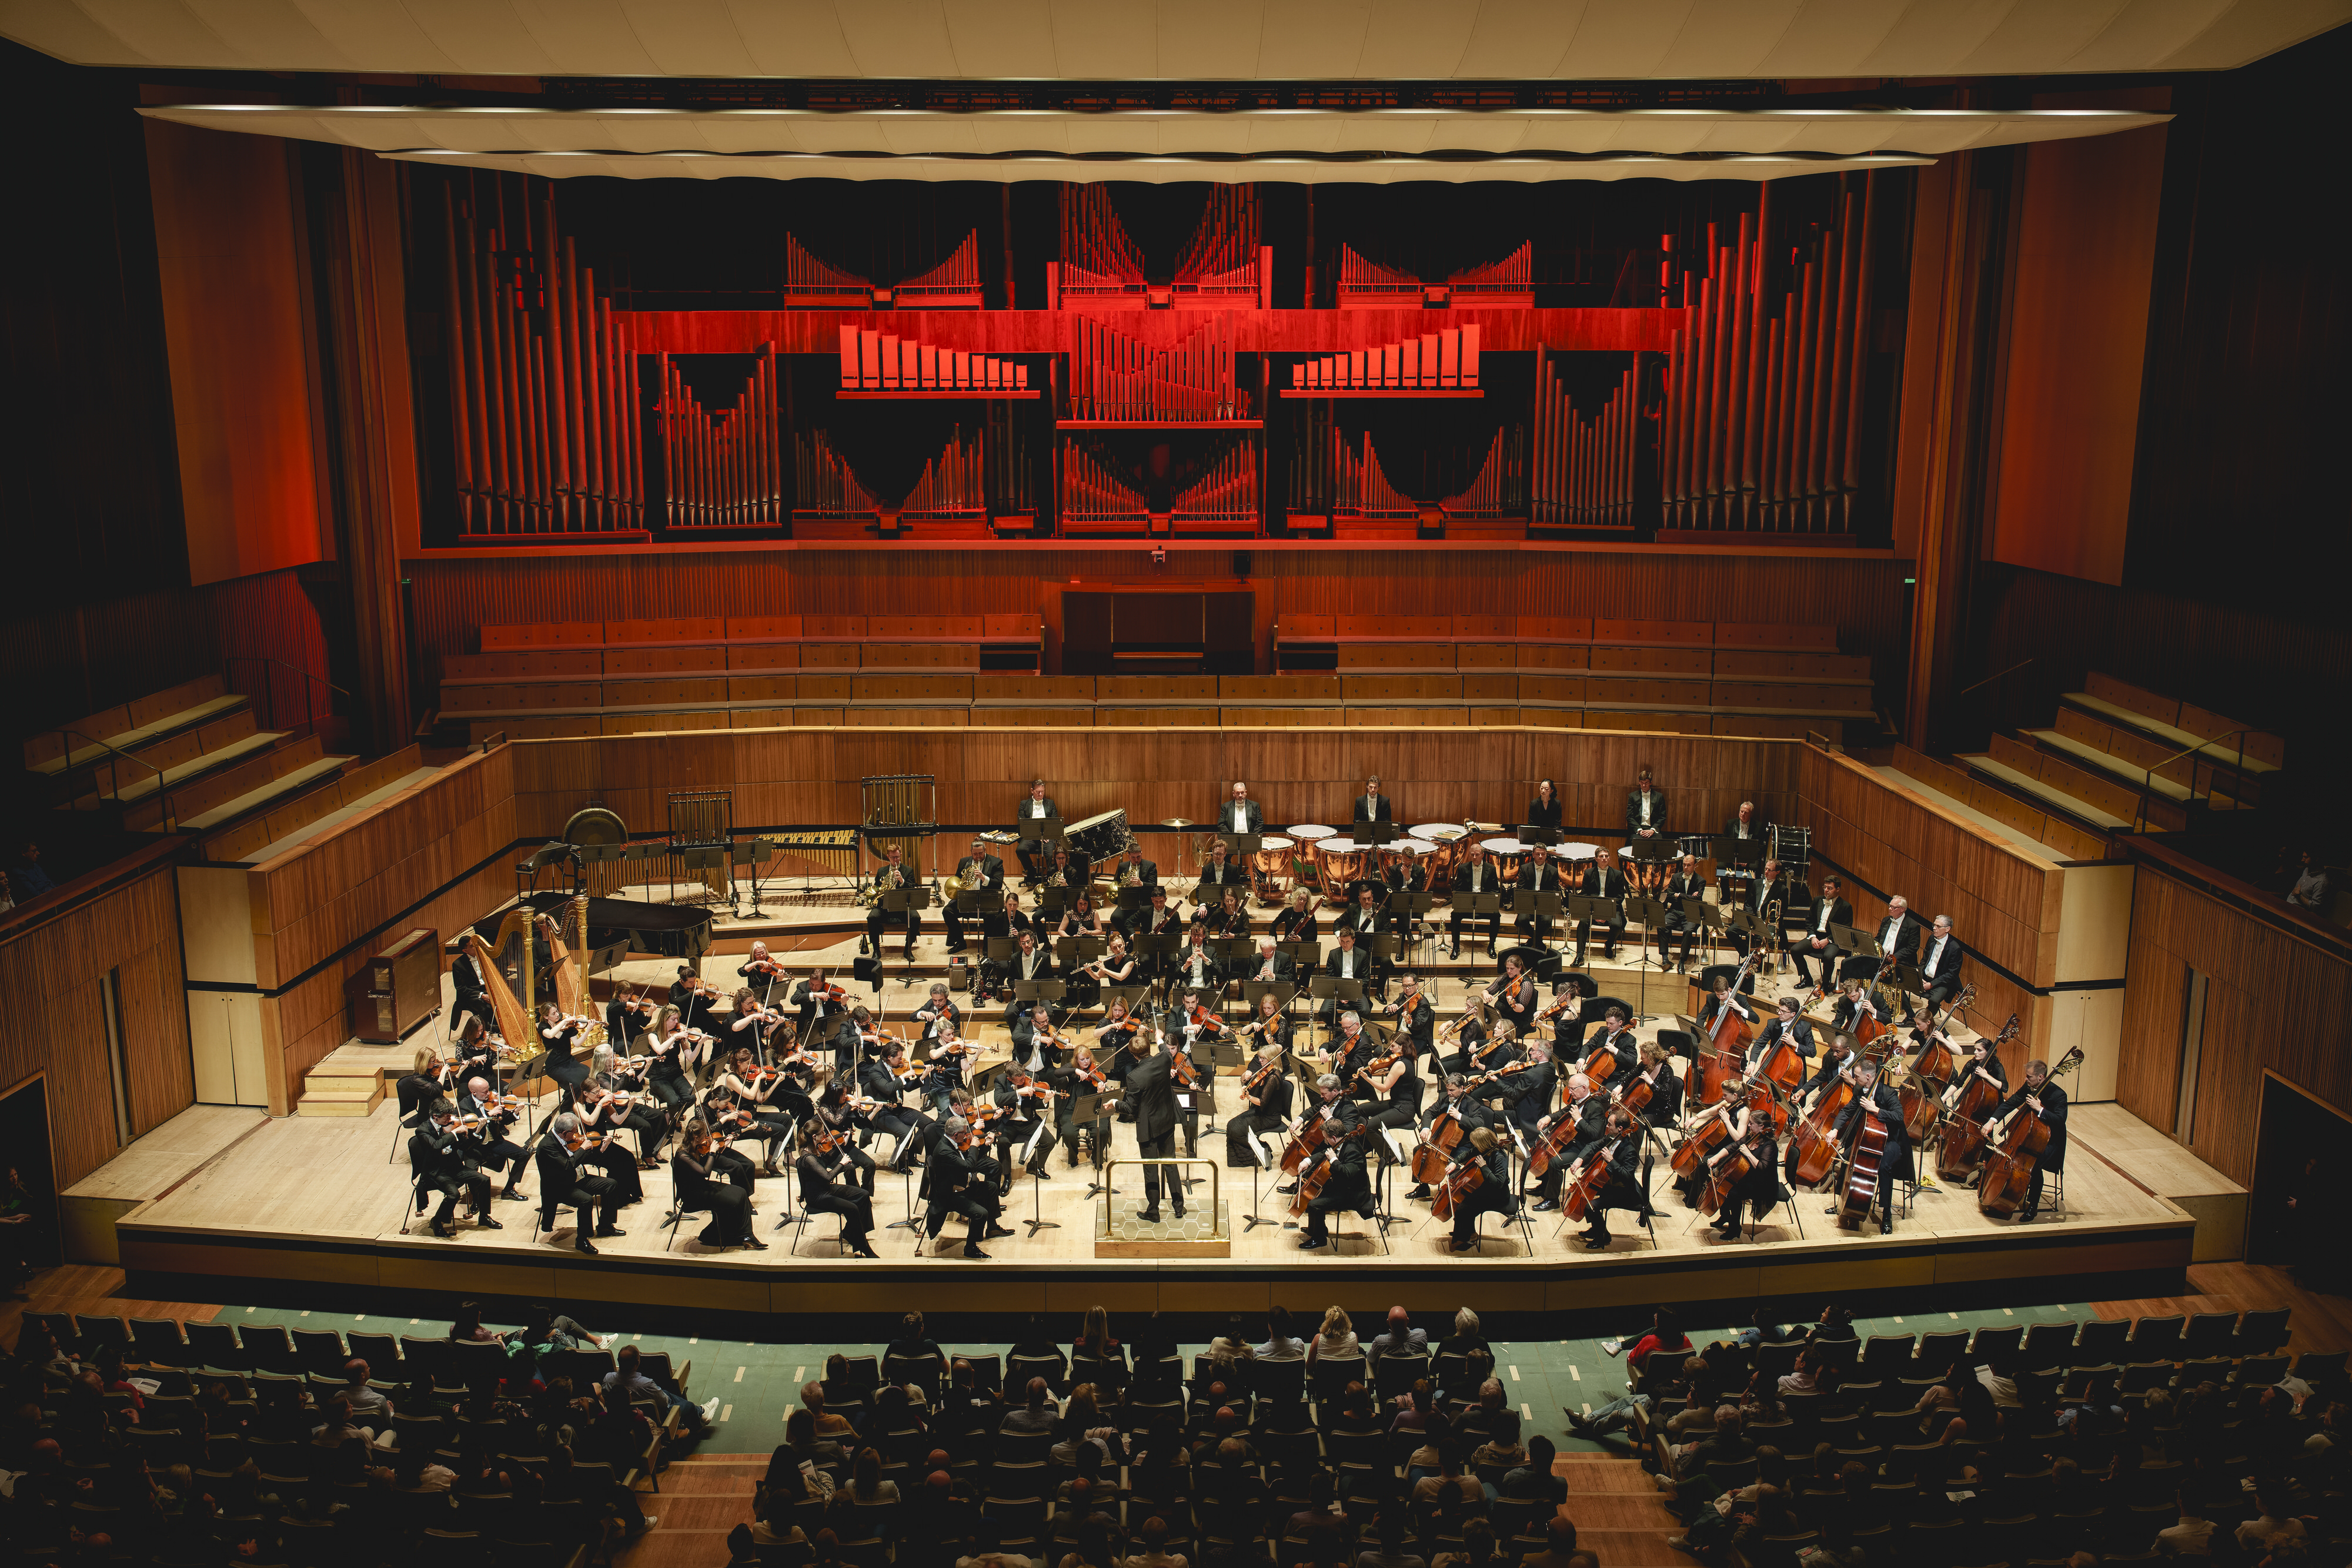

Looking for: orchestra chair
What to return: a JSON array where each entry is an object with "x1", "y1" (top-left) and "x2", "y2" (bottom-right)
[{"x1": 660, "y1": 1201, "x2": 712, "y2": 1251}]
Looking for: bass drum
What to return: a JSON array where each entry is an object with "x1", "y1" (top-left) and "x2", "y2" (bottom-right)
[{"x1": 1065, "y1": 808, "x2": 1133, "y2": 864}]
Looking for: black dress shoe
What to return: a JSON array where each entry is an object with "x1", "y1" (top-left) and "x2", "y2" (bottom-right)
[
  {"x1": 1298, "y1": 1235, "x2": 1328, "y2": 1250},
  {"x1": 1172, "y1": 1205, "x2": 1187, "y2": 1221},
  {"x1": 499, "y1": 1186, "x2": 527, "y2": 1202},
  {"x1": 2016, "y1": 1206, "x2": 2039, "y2": 1223},
  {"x1": 744, "y1": 1236, "x2": 769, "y2": 1249},
  {"x1": 963, "y1": 1247, "x2": 991, "y2": 1259},
  {"x1": 1137, "y1": 1209, "x2": 1161, "y2": 1223},
  {"x1": 1532, "y1": 1199, "x2": 1559, "y2": 1213},
  {"x1": 430, "y1": 1221, "x2": 456, "y2": 1239},
  {"x1": 576, "y1": 1239, "x2": 599, "y2": 1255},
  {"x1": 594, "y1": 1226, "x2": 626, "y2": 1238},
  {"x1": 1274, "y1": 1182, "x2": 1298, "y2": 1195},
  {"x1": 477, "y1": 1217, "x2": 504, "y2": 1231},
  {"x1": 985, "y1": 1223, "x2": 1016, "y2": 1239},
  {"x1": 1406, "y1": 1185, "x2": 1433, "y2": 1200}
]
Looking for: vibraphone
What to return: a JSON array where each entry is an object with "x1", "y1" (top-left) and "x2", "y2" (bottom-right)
[{"x1": 769, "y1": 828, "x2": 861, "y2": 896}]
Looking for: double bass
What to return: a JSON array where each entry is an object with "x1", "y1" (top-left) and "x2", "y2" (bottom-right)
[
  {"x1": 1788, "y1": 1060, "x2": 1859, "y2": 1188},
  {"x1": 1976, "y1": 1045, "x2": 2080, "y2": 1218},
  {"x1": 1682, "y1": 953, "x2": 1762, "y2": 1107},
  {"x1": 1935, "y1": 1014, "x2": 2020, "y2": 1179},
  {"x1": 1833, "y1": 1106, "x2": 1892, "y2": 1230}
]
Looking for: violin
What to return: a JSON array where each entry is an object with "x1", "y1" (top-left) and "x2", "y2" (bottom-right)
[
  {"x1": 561, "y1": 1128, "x2": 614, "y2": 1152},
  {"x1": 1243, "y1": 1057, "x2": 1282, "y2": 1097},
  {"x1": 807, "y1": 1121, "x2": 846, "y2": 1157},
  {"x1": 1351, "y1": 1050, "x2": 1402, "y2": 1090},
  {"x1": 1536, "y1": 987, "x2": 1583, "y2": 1024}
]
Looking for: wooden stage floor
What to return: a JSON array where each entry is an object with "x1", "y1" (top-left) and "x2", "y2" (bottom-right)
[{"x1": 113, "y1": 1048, "x2": 2200, "y2": 1329}]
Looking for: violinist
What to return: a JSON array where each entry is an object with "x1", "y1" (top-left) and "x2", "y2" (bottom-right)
[
  {"x1": 1120, "y1": 1015, "x2": 1188, "y2": 1224},
  {"x1": 681, "y1": 1091, "x2": 763, "y2": 1198},
  {"x1": 842, "y1": 1005, "x2": 888, "y2": 1068},
  {"x1": 1358, "y1": 1032, "x2": 1421, "y2": 1152},
  {"x1": 1317, "y1": 1010, "x2": 1377, "y2": 1099},
  {"x1": 1235, "y1": 987, "x2": 1294, "y2": 1052},
  {"x1": 717, "y1": 1048, "x2": 799, "y2": 1175},
  {"x1": 1001, "y1": 930, "x2": 1058, "y2": 1022},
  {"x1": 409, "y1": 1106, "x2": 499, "y2": 1239},
  {"x1": 1406, "y1": 1071, "x2": 1503, "y2": 1201},
  {"x1": 1485, "y1": 1035, "x2": 1555, "y2": 1137},
  {"x1": 1292, "y1": 1075, "x2": 1376, "y2": 1251},
  {"x1": 1572, "y1": 848, "x2": 1629, "y2": 967},
  {"x1": 856, "y1": 1044, "x2": 930, "y2": 1169},
  {"x1": 796, "y1": 1121, "x2": 881, "y2": 1257},
  {"x1": 913, "y1": 983, "x2": 964, "y2": 1049},
  {"x1": 453, "y1": 1016, "x2": 505, "y2": 1088},
  {"x1": 570, "y1": 1071, "x2": 652, "y2": 1199},
  {"x1": 727, "y1": 989, "x2": 786, "y2": 1064},
  {"x1": 535, "y1": 1113, "x2": 623, "y2": 1253},
  {"x1": 864, "y1": 842, "x2": 923, "y2": 962},
  {"x1": 605, "y1": 984, "x2": 659, "y2": 1056},
  {"x1": 1572, "y1": 1106, "x2": 1651, "y2": 1250},
  {"x1": 1053, "y1": 1044, "x2": 1116, "y2": 1169},
  {"x1": 736, "y1": 941, "x2": 789, "y2": 1004},
  {"x1": 1319, "y1": 927, "x2": 1385, "y2": 1030},
  {"x1": 1706, "y1": 1114, "x2": 1782, "y2": 1241},
  {"x1": 943, "y1": 834, "x2": 1006, "y2": 955},
  {"x1": 537, "y1": 1001, "x2": 596, "y2": 1092},
  {"x1": 1377, "y1": 974, "x2": 1438, "y2": 1066},
  {"x1": 920, "y1": 1028, "x2": 976, "y2": 1116},
  {"x1": 1056, "y1": 891, "x2": 1108, "y2": 945},
  {"x1": 1579, "y1": 1006, "x2": 1639, "y2": 1084},
  {"x1": 1791, "y1": 875, "x2": 1854, "y2": 989},
  {"x1": 790, "y1": 968, "x2": 848, "y2": 1058},
  {"x1": 1011, "y1": 1002, "x2": 1065, "y2": 1076},
  {"x1": 402, "y1": 1044, "x2": 462, "y2": 1122},
  {"x1": 672, "y1": 1122, "x2": 764, "y2": 1249},
  {"x1": 456, "y1": 1075, "x2": 532, "y2": 1202},
  {"x1": 1530, "y1": 1073, "x2": 1608, "y2": 1213},
  {"x1": 1438, "y1": 1002, "x2": 1496, "y2": 1079},
  {"x1": 1191, "y1": 838, "x2": 1251, "y2": 910},
  {"x1": 1484, "y1": 954, "x2": 1538, "y2": 1039},
  {"x1": 1226, "y1": 1039, "x2": 1296, "y2": 1170},
  {"x1": 769, "y1": 1019, "x2": 820, "y2": 1097},
  {"x1": 1015, "y1": 777, "x2": 1061, "y2": 883},
  {"x1": 1239, "y1": 935, "x2": 1292, "y2": 987},
  {"x1": 1447, "y1": 841, "x2": 1511, "y2": 959},
  {"x1": 1514, "y1": 843, "x2": 1567, "y2": 948},
  {"x1": 1094, "y1": 998, "x2": 1142, "y2": 1064},
  {"x1": 1442, "y1": 1127, "x2": 1518, "y2": 1253},
  {"x1": 644, "y1": 1010, "x2": 705, "y2": 1116},
  {"x1": 1752, "y1": 997, "x2": 1817, "y2": 1070},
  {"x1": 1826, "y1": 1057, "x2": 1909, "y2": 1234},
  {"x1": 1272, "y1": 887, "x2": 1319, "y2": 948},
  {"x1": 921, "y1": 1116, "x2": 1011, "y2": 1258},
  {"x1": 1659, "y1": 854, "x2": 1709, "y2": 972},
  {"x1": 992, "y1": 1069, "x2": 1062, "y2": 1185},
  {"x1": 1986, "y1": 1058, "x2": 2066, "y2": 1223},
  {"x1": 671, "y1": 964, "x2": 726, "y2": 1033}
]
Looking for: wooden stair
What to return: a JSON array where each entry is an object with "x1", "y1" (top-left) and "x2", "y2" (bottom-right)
[
  {"x1": 1558, "y1": 1450, "x2": 1688, "y2": 1567},
  {"x1": 294, "y1": 1062, "x2": 388, "y2": 1118},
  {"x1": 611, "y1": 1453, "x2": 757, "y2": 1568}
]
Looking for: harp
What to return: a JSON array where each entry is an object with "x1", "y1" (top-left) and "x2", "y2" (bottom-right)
[
  {"x1": 544, "y1": 897, "x2": 604, "y2": 1048},
  {"x1": 459, "y1": 907, "x2": 539, "y2": 1061}
]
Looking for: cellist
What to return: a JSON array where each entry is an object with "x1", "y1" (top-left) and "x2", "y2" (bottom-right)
[
  {"x1": 1785, "y1": 1032, "x2": 1862, "y2": 1189},
  {"x1": 1407, "y1": 1072, "x2": 1503, "y2": 1202},
  {"x1": 1294, "y1": 1075, "x2": 1377, "y2": 1252},
  {"x1": 1579, "y1": 1006, "x2": 1640, "y2": 1083},
  {"x1": 1751, "y1": 997, "x2": 1817, "y2": 1071},
  {"x1": 1705, "y1": 1115, "x2": 1783, "y2": 1241},
  {"x1": 1986, "y1": 1059, "x2": 2066, "y2": 1223},
  {"x1": 1529, "y1": 1072, "x2": 1608, "y2": 1213},
  {"x1": 1825, "y1": 1057, "x2": 1909, "y2": 1235},
  {"x1": 1441, "y1": 1127, "x2": 1518, "y2": 1253}
]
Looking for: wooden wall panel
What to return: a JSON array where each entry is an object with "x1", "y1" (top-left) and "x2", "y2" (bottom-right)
[
  {"x1": 0, "y1": 858, "x2": 192, "y2": 1189},
  {"x1": 508, "y1": 728, "x2": 1804, "y2": 863},
  {"x1": 2115, "y1": 855, "x2": 2352, "y2": 1188}
]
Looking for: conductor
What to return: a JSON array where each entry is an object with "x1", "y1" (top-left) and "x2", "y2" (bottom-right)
[{"x1": 1122, "y1": 1016, "x2": 1189, "y2": 1225}]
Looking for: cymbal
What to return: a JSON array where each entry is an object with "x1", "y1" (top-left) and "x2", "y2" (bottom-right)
[{"x1": 1158, "y1": 818, "x2": 1195, "y2": 828}]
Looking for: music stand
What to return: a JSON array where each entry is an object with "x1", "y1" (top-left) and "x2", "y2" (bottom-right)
[
  {"x1": 1115, "y1": 880, "x2": 1155, "y2": 914},
  {"x1": 1238, "y1": 981, "x2": 1297, "y2": 1018},
  {"x1": 1275, "y1": 940, "x2": 1320, "y2": 971},
  {"x1": 1099, "y1": 983, "x2": 1150, "y2": 1015},
  {"x1": 877, "y1": 886, "x2": 933, "y2": 986},
  {"x1": 1710, "y1": 834, "x2": 1766, "y2": 871},
  {"x1": 1518, "y1": 825, "x2": 1559, "y2": 847},
  {"x1": 1221, "y1": 833, "x2": 1264, "y2": 860},
  {"x1": 1353, "y1": 819, "x2": 1405, "y2": 848},
  {"x1": 1218, "y1": 936, "x2": 1256, "y2": 967},
  {"x1": 1136, "y1": 932, "x2": 1182, "y2": 975},
  {"x1": 1457, "y1": 891, "x2": 1504, "y2": 956},
  {"x1": 1062, "y1": 935, "x2": 1107, "y2": 965},
  {"x1": 1014, "y1": 819, "x2": 1065, "y2": 847},
  {"x1": 1370, "y1": 932, "x2": 1406, "y2": 965},
  {"x1": 1623, "y1": 892, "x2": 1673, "y2": 975},
  {"x1": 1071, "y1": 1091, "x2": 1117, "y2": 1198},
  {"x1": 1681, "y1": 896, "x2": 1725, "y2": 969},
  {"x1": 1310, "y1": 977, "x2": 1367, "y2": 1041},
  {"x1": 1563, "y1": 892, "x2": 1618, "y2": 959},
  {"x1": 1509, "y1": 888, "x2": 1566, "y2": 948},
  {"x1": 1038, "y1": 885, "x2": 1070, "y2": 920},
  {"x1": 1013, "y1": 979, "x2": 1067, "y2": 1020}
]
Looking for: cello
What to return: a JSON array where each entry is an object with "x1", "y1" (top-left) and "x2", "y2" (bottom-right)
[
  {"x1": 1682, "y1": 953, "x2": 1762, "y2": 1107},
  {"x1": 1289, "y1": 1122, "x2": 1377, "y2": 1216},
  {"x1": 1410, "y1": 1105, "x2": 1468, "y2": 1185},
  {"x1": 1559, "y1": 1138, "x2": 1625, "y2": 1225},
  {"x1": 1788, "y1": 1058, "x2": 1859, "y2": 1188},
  {"x1": 1935, "y1": 1014, "x2": 2019, "y2": 1180},
  {"x1": 1429, "y1": 1155, "x2": 1486, "y2": 1221},
  {"x1": 1696, "y1": 1139, "x2": 1763, "y2": 1216},
  {"x1": 1834, "y1": 1106, "x2": 1892, "y2": 1230}
]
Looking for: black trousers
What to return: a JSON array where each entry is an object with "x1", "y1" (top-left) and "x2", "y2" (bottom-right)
[
  {"x1": 1449, "y1": 1181, "x2": 1517, "y2": 1245},
  {"x1": 1304, "y1": 1169, "x2": 1374, "y2": 1239},
  {"x1": 1059, "y1": 1107, "x2": 1114, "y2": 1165},
  {"x1": 995, "y1": 1120, "x2": 1058, "y2": 1183},
  {"x1": 546, "y1": 1174, "x2": 618, "y2": 1239},
  {"x1": 1575, "y1": 908, "x2": 1626, "y2": 957},
  {"x1": 1923, "y1": 976, "x2": 1961, "y2": 1008},
  {"x1": 943, "y1": 900, "x2": 987, "y2": 951},
  {"x1": 687, "y1": 1181, "x2": 752, "y2": 1245},
  {"x1": 647, "y1": 1074, "x2": 693, "y2": 1115},
  {"x1": 475, "y1": 1134, "x2": 529, "y2": 1185},
  {"x1": 1138, "y1": 1126, "x2": 1182, "y2": 1211},
  {"x1": 1661, "y1": 914, "x2": 1702, "y2": 963},
  {"x1": 867, "y1": 905, "x2": 922, "y2": 950},
  {"x1": 427, "y1": 1170, "x2": 493, "y2": 1227},
  {"x1": 927, "y1": 1186, "x2": 997, "y2": 1251},
  {"x1": 1790, "y1": 938, "x2": 1838, "y2": 988},
  {"x1": 806, "y1": 1186, "x2": 874, "y2": 1242},
  {"x1": 867, "y1": 1108, "x2": 924, "y2": 1158},
  {"x1": 1227, "y1": 1109, "x2": 1287, "y2": 1168},
  {"x1": 1448, "y1": 905, "x2": 1501, "y2": 950},
  {"x1": 581, "y1": 1140, "x2": 644, "y2": 1205}
]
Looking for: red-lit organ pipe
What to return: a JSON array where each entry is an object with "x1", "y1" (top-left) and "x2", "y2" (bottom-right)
[
  {"x1": 442, "y1": 179, "x2": 643, "y2": 534},
  {"x1": 1531, "y1": 355, "x2": 1642, "y2": 528},
  {"x1": 1659, "y1": 173, "x2": 1880, "y2": 532},
  {"x1": 655, "y1": 348, "x2": 782, "y2": 529}
]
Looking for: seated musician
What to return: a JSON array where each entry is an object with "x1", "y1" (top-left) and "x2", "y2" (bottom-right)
[
  {"x1": 1791, "y1": 875, "x2": 1855, "y2": 988},
  {"x1": 648, "y1": 1009, "x2": 714, "y2": 1118},
  {"x1": 670, "y1": 964, "x2": 726, "y2": 1034},
  {"x1": 857, "y1": 1042, "x2": 930, "y2": 1171},
  {"x1": 605, "y1": 985, "x2": 659, "y2": 1057},
  {"x1": 564, "y1": 1075, "x2": 650, "y2": 1206},
  {"x1": 1723, "y1": 798, "x2": 1770, "y2": 846},
  {"x1": 1381, "y1": 849, "x2": 1432, "y2": 939},
  {"x1": 977, "y1": 890, "x2": 1033, "y2": 1004},
  {"x1": 403, "y1": 1044, "x2": 462, "y2": 1124},
  {"x1": 1870, "y1": 896, "x2": 1925, "y2": 981},
  {"x1": 535, "y1": 1113, "x2": 622, "y2": 1254},
  {"x1": 1529, "y1": 1074, "x2": 1609, "y2": 1213},
  {"x1": 1728, "y1": 857, "x2": 1793, "y2": 975},
  {"x1": 583, "y1": 1050, "x2": 662, "y2": 1173},
  {"x1": 913, "y1": 982, "x2": 964, "y2": 1048},
  {"x1": 1001, "y1": 929, "x2": 1059, "y2": 1022},
  {"x1": 450, "y1": 1015, "x2": 506, "y2": 1089},
  {"x1": 1795, "y1": 1032, "x2": 1861, "y2": 1115},
  {"x1": 410, "y1": 1105, "x2": 499, "y2": 1239},
  {"x1": 1041, "y1": 842, "x2": 1091, "y2": 895},
  {"x1": 736, "y1": 941, "x2": 789, "y2": 1000},
  {"x1": 1010, "y1": 1002, "x2": 1065, "y2": 1076},
  {"x1": 864, "y1": 843, "x2": 925, "y2": 963},
  {"x1": 536, "y1": 1000, "x2": 596, "y2": 1094},
  {"x1": 1526, "y1": 779, "x2": 1563, "y2": 837},
  {"x1": 1987, "y1": 1058, "x2": 2066, "y2": 1223},
  {"x1": 1112, "y1": 844, "x2": 1159, "y2": 901},
  {"x1": 1075, "y1": 930, "x2": 1139, "y2": 1011},
  {"x1": 1171, "y1": 924, "x2": 1225, "y2": 1000},
  {"x1": 1826, "y1": 1057, "x2": 1910, "y2": 1235},
  {"x1": 1272, "y1": 887, "x2": 1320, "y2": 948},
  {"x1": 1574, "y1": 1106, "x2": 1652, "y2": 1251},
  {"x1": 1226, "y1": 1038, "x2": 1295, "y2": 1169},
  {"x1": 943, "y1": 835, "x2": 1007, "y2": 956},
  {"x1": 1359, "y1": 1035, "x2": 1421, "y2": 1156},
  {"x1": 1442, "y1": 1005, "x2": 1501, "y2": 1080},
  {"x1": 726, "y1": 988, "x2": 783, "y2": 1064},
  {"x1": 1406, "y1": 1071, "x2": 1504, "y2": 1201},
  {"x1": 1377, "y1": 972, "x2": 1438, "y2": 1066},
  {"x1": 921, "y1": 1118, "x2": 1011, "y2": 1259},
  {"x1": 1116, "y1": 887, "x2": 1184, "y2": 968},
  {"x1": 1659, "y1": 855, "x2": 1709, "y2": 973},
  {"x1": 1192, "y1": 839, "x2": 1251, "y2": 910},
  {"x1": 455, "y1": 1075, "x2": 530, "y2": 1203},
  {"x1": 1238, "y1": 935, "x2": 1294, "y2": 988},
  {"x1": 1198, "y1": 886, "x2": 1252, "y2": 942},
  {"x1": 796, "y1": 1123, "x2": 881, "y2": 1257},
  {"x1": 1672, "y1": 1088, "x2": 1759, "y2": 1208},
  {"x1": 1336, "y1": 885, "x2": 1384, "y2": 952},
  {"x1": 991, "y1": 1069, "x2": 1061, "y2": 1186},
  {"x1": 1448, "y1": 840, "x2": 1511, "y2": 959},
  {"x1": 1917, "y1": 915, "x2": 1964, "y2": 1007},
  {"x1": 1291, "y1": 1075, "x2": 1378, "y2": 1250},
  {"x1": 671, "y1": 1122, "x2": 763, "y2": 1250},
  {"x1": 1514, "y1": 843, "x2": 1567, "y2": 948},
  {"x1": 790, "y1": 968, "x2": 847, "y2": 1058},
  {"x1": 1318, "y1": 927, "x2": 1385, "y2": 1027},
  {"x1": 1829, "y1": 978, "x2": 1896, "y2": 1039},
  {"x1": 1015, "y1": 778, "x2": 1061, "y2": 883},
  {"x1": 1573, "y1": 849, "x2": 1629, "y2": 965},
  {"x1": 1628, "y1": 1041, "x2": 1683, "y2": 1132},
  {"x1": 726, "y1": 1048, "x2": 808, "y2": 1168},
  {"x1": 1442, "y1": 1128, "x2": 1519, "y2": 1253},
  {"x1": 1706, "y1": 1115, "x2": 1784, "y2": 1241},
  {"x1": 1578, "y1": 1008, "x2": 1640, "y2": 1085},
  {"x1": 1057, "y1": 891, "x2": 1108, "y2": 945},
  {"x1": 1315, "y1": 1010, "x2": 1374, "y2": 1095},
  {"x1": 1482, "y1": 954, "x2": 1538, "y2": 1040},
  {"x1": 705, "y1": 1058, "x2": 791, "y2": 1177},
  {"x1": 1094, "y1": 997, "x2": 1143, "y2": 1068},
  {"x1": 1753, "y1": 996, "x2": 1818, "y2": 1067},
  {"x1": 1698, "y1": 972, "x2": 1760, "y2": 1038},
  {"x1": 1943, "y1": 1032, "x2": 2009, "y2": 1108},
  {"x1": 920, "y1": 1027, "x2": 977, "y2": 1118},
  {"x1": 1485, "y1": 1036, "x2": 1554, "y2": 1139}
]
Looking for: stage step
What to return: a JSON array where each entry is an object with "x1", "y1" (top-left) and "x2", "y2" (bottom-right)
[
  {"x1": 297, "y1": 1068, "x2": 387, "y2": 1117},
  {"x1": 1558, "y1": 1452, "x2": 1685, "y2": 1566}
]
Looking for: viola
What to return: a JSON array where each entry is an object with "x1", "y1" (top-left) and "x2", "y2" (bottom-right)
[{"x1": 1244, "y1": 1058, "x2": 1283, "y2": 1097}]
